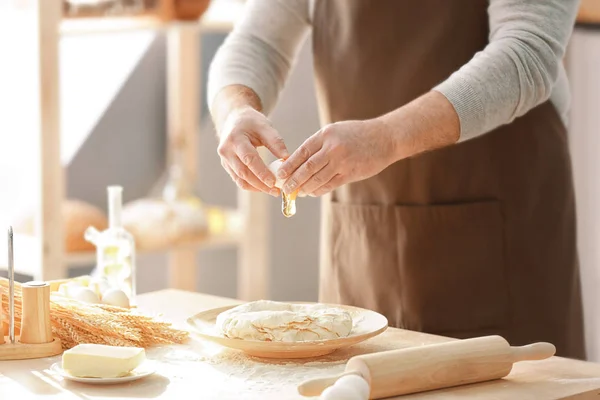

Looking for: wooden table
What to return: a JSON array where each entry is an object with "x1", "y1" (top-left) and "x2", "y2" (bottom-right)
[{"x1": 2, "y1": 289, "x2": 600, "y2": 399}]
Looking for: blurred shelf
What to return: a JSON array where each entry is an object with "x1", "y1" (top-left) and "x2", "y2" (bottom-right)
[
  {"x1": 67, "y1": 230, "x2": 242, "y2": 267},
  {"x1": 60, "y1": 0, "x2": 243, "y2": 35},
  {"x1": 0, "y1": 229, "x2": 242, "y2": 276},
  {"x1": 60, "y1": 14, "x2": 166, "y2": 34},
  {"x1": 2, "y1": 203, "x2": 244, "y2": 274}
]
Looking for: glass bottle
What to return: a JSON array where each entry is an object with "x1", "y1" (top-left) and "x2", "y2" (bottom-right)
[{"x1": 84, "y1": 185, "x2": 137, "y2": 305}]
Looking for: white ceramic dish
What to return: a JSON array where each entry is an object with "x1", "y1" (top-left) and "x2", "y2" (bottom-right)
[
  {"x1": 186, "y1": 302, "x2": 389, "y2": 359},
  {"x1": 50, "y1": 361, "x2": 156, "y2": 384}
]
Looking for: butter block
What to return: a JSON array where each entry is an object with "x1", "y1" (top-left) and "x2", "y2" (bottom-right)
[{"x1": 62, "y1": 344, "x2": 146, "y2": 378}]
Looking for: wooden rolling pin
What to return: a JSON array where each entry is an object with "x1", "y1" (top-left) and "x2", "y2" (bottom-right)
[{"x1": 298, "y1": 335, "x2": 556, "y2": 399}]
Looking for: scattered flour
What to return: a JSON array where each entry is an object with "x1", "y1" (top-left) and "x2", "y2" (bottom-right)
[
  {"x1": 139, "y1": 308, "x2": 389, "y2": 399},
  {"x1": 144, "y1": 336, "x2": 391, "y2": 399}
]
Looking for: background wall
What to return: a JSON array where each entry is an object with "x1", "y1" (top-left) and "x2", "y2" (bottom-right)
[{"x1": 566, "y1": 26, "x2": 600, "y2": 363}]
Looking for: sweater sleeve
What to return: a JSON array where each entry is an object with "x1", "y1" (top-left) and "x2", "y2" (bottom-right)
[
  {"x1": 433, "y1": 0, "x2": 580, "y2": 142},
  {"x1": 207, "y1": 0, "x2": 311, "y2": 116}
]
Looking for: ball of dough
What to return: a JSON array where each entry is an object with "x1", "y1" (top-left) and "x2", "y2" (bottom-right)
[
  {"x1": 320, "y1": 384, "x2": 365, "y2": 400},
  {"x1": 334, "y1": 375, "x2": 370, "y2": 399},
  {"x1": 268, "y1": 159, "x2": 286, "y2": 189},
  {"x1": 216, "y1": 300, "x2": 353, "y2": 342}
]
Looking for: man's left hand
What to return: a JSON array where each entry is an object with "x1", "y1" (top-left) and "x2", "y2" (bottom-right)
[{"x1": 276, "y1": 119, "x2": 398, "y2": 197}]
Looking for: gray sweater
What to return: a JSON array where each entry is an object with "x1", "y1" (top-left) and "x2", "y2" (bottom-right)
[{"x1": 207, "y1": 0, "x2": 580, "y2": 142}]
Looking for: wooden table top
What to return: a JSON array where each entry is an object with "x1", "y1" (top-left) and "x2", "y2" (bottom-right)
[{"x1": 1, "y1": 289, "x2": 600, "y2": 399}]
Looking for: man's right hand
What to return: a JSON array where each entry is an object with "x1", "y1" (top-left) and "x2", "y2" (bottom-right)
[{"x1": 217, "y1": 106, "x2": 289, "y2": 197}]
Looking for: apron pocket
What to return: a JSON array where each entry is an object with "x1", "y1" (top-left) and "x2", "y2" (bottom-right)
[
  {"x1": 327, "y1": 202, "x2": 407, "y2": 322},
  {"x1": 395, "y1": 200, "x2": 509, "y2": 335}
]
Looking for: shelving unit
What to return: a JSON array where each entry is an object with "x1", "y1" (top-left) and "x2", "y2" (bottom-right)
[{"x1": 2, "y1": 0, "x2": 270, "y2": 301}]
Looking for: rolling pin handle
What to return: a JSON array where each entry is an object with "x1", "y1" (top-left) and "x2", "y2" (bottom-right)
[
  {"x1": 297, "y1": 371, "x2": 363, "y2": 397},
  {"x1": 510, "y1": 342, "x2": 556, "y2": 362}
]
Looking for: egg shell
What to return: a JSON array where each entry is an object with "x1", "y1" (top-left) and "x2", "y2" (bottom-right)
[
  {"x1": 71, "y1": 287, "x2": 101, "y2": 304},
  {"x1": 334, "y1": 375, "x2": 370, "y2": 399},
  {"x1": 101, "y1": 288, "x2": 130, "y2": 308},
  {"x1": 320, "y1": 383, "x2": 365, "y2": 400},
  {"x1": 268, "y1": 159, "x2": 286, "y2": 189}
]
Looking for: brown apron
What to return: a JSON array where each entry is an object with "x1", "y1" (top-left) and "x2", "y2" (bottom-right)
[{"x1": 312, "y1": 0, "x2": 586, "y2": 359}]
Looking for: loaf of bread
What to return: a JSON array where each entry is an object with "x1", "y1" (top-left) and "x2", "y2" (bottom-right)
[
  {"x1": 121, "y1": 198, "x2": 208, "y2": 250},
  {"x1": 12, "y1": 199, "x2": 108, "y2": 253}
]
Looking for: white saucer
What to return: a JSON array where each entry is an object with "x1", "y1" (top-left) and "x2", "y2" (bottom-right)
[{"x1": 50, "y1": 361, "x2": 156, "y2": 384}]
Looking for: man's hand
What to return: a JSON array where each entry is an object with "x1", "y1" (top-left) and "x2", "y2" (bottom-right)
[
  {"x1": 217, "y1": 107, "x2": 289, "y2": 197},
  {"x1": 276, "y1": 119, "x2": 397, "y2": 197},
  {"x1": 276, "y1": 91, "x2": 460, "y2": 197},
  {"x1": 211, "y1": 85, "x2": 290, "y2": 196}
]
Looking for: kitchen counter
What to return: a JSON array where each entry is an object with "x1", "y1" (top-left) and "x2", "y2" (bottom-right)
[{"x1": 1, "y1": 289, "x2": 600, "y2": 399}]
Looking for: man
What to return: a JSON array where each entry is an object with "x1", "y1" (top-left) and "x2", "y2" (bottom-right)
[{"x1": 207, "y1": 0, "x2": 585, "y2": 359}]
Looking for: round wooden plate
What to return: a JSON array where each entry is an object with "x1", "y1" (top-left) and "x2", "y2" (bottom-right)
[{"x1": 186, "y1": 303, "x2": 388, "y2": 359}]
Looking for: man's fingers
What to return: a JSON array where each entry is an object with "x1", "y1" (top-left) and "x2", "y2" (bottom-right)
[
  {"x1": 278, "y1": 134, "x2": 323, "y2": 184},
  {"x1": 261, "y1": 125, "x2": 290, "y2": 160},
  {"x1": 222, "y1": 161, "x2": 260, "y2": 192},
  {"x1": 283, "y1": 149, "x2": 330, "y2": 195},
  {"x1": 296, "y1": 159, "x2": 337, "y2": 196},
  {"x1": 228, "y1": 155, "x2": 274, "y2": 194},
  {"x1": 310, "y1": 174, "x2": 346, "y2": 197},
  {"x1": 235, "y1": 139, "x2": 277, "y2": 188}
]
